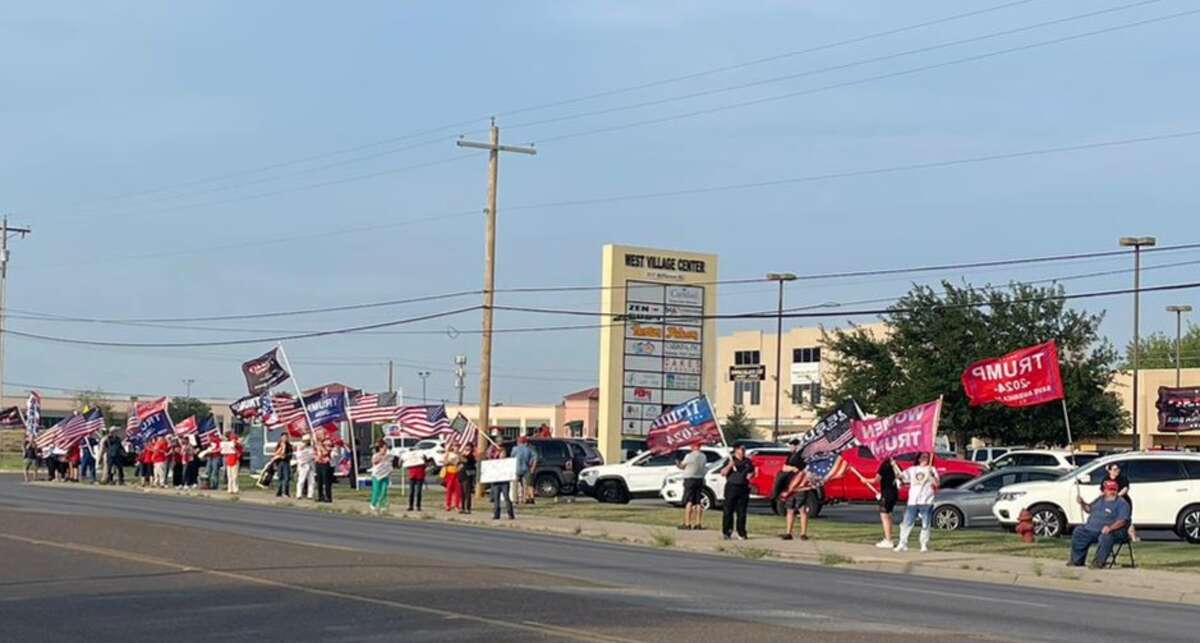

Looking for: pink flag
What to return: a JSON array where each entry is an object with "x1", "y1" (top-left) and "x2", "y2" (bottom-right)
[
  {"x1": 174, "y1": 416, "x2": 198, "y2": 437},
  {"x1": 851, "y1": 398, "x2": 942, "y2": 460}
]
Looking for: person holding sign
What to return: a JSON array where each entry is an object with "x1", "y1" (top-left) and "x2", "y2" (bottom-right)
[
  {"x1": 894, "y1": 453, "x2": 939, "y2": 553},
  {"x1": 486, "y1": 438, "x2": 515, "y2": 520}
]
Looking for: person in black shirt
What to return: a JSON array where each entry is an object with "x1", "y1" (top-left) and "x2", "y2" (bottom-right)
[
  {"x1": 857, "y1": 458, "x2": 901, "y2": 549},
  {"x1": 720, "y1": 445, "x2": 756, "y2": 540},
  {"x1": 458, "y1": 450, "x2": 477, "y2": 514},
  {"x1": 1103, "y1": 462, "x2": 1137, "y2": 541},
  {"x1": 778, "y1": 439, "x2": 811, "y2": 541}
]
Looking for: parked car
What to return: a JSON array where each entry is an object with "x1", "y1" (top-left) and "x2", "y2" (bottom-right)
[
  {"x1": 988, "y1": 449, "x2": 1101, "y2": 472},
  {"x1": 578, "y1": 446, "x2": 728, "y2": 504},
  {"x1": 930, "y1": 466, "x2": 1061, "y2": 530},
  {"x1": 659, "y1": 447, "x2": 784, "y2": 510},
  {"x1": 383, "y1": 436, "x2": 422, "y2": 466},
  {"x1": 499, "y1": 438, "x2": 604, "y2": 498},
  {"x1": 992, "y1": 451, "x2": 1200, "y2": 542},
  {"x1": 750, "y1": 446, "x2": 985, "y2": 517},
  {"x1": 410, "y1": 438, "x2": 446, "y2": 468},
  {"x1": 967, "y1": 446, "x2": 1026, "y2": 465}
]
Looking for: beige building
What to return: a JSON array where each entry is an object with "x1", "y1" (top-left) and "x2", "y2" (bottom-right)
[
  {"x1": 714, "y1": 324, "x2": 887, "y2": 439},
  {"x1": 1106, "y1": 367, "x2": 1200, "y2": 450}
]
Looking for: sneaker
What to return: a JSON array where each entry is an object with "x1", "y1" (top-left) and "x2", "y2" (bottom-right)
[
  {"x1": 894, "y1": 544, "x2": 908, "y2": 552},
  {"x1": 920, "y1": 544, "x2": 929, "y2": 553},
  {"x1": 722, "y1": 534, "x2": 731, "y2": 541},
  {"x1": 735, "y1": 535, "x2": 747, "y2": 541},
  {"x1": 780, "y1": 534, "x2": 794, "y2": 541},
  {"x1": 875, "y1": 539, "x2": 893, "y2": 549}
]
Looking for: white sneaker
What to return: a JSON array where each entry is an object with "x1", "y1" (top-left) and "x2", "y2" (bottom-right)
[
  {"x1": 893, "y1": 543, "x2": 908, "y2": 552},
  {"x1": 875, "y1": 539, "x2": 893, "y2": 549},
  {"x1": 920, "y1": 544, "x2": 929, "y2": 553}
]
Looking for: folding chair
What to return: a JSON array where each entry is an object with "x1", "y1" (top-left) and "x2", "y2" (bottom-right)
[{"x1": 1105, "y1": 534, "x2": 1135, "y2": 569}]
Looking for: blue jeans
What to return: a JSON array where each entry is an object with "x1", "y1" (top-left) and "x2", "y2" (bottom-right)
[
  {"x1": 1070, "y1": 527, "x2": 1128, "y2": 566},
  {"x1": 206, "y1": 458, "x2": 222, "y2": 490},
  {"x1": 276, "y1": 460, "x2": 292, "y2": 496},
  {"x1": 81, "y1": 458, "x2": 96, "y2": 482},
  {"x1": 491, "y1": 482, "x2": 514, "y2": 519},
  {"x1": 898, "y1": 504, "x2": 933, "y2": 549}
]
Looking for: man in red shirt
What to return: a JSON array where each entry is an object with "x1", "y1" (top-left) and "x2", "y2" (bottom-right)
[
  {"x1": 151, "y1": 436, "x2": 169, "y2": 488},
  {"x1": 405, "y1": 453, "x2": 428, "y2": 511}
]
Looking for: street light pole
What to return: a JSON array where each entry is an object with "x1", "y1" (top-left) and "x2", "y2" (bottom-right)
[
  {"x1": 766, "y1": 273, "x2": 798, "y2": 443},
  {"x1": 181, "y1": 378, "x2": 195, "y2": 397},
  {"x1": 418, "y1": 371, "x2": 430, "y2": 404},
  {"x1": 1120, "y1": 236, "x2": 1156, "y2": 451},
  {"x1": 1167, "y1": 305, "x2": 1192, "y2": 450}
]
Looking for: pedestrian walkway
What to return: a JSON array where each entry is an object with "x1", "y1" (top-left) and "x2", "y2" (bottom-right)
[{"x1": 40, "y1": 479, "x2": 1200, "y2": 606}]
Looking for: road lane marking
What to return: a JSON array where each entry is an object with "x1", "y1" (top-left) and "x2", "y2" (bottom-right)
[
  {"x1": 0, "y1": 533, "x2": 645, "y2": 643},
  {"x1": 837, "y1": 579, "x2": 1048, "y2": 608}
]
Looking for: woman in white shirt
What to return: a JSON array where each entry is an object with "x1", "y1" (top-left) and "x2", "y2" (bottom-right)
[
  {"x1": 894, "y1": 452, "x2": 939, "y2": 553},
  {"x1": 368, "y1": 439, "x2": 394, "y2": 514}
]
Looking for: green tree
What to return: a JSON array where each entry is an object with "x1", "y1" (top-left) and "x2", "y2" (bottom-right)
[
  {"x1": 73, "y1": 390, "x2": 117, "y2": 425},
  {"x1": 822, "y1": 282, "x2": 1127, "y2": 455},
  {"x1": 1124, "y1": 322, "x2": 1200, "y2": 369},
  {"x1": 169, "y1": 397, "x2": 212, "y2": 424},
  {"x1": 721, "y1": 405, "x2": 754, "y2": 443}
]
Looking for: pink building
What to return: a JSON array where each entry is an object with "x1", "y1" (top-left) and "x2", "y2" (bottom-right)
[{"x1": 555, "y1": 387, "x2": 599, "y2": 438}]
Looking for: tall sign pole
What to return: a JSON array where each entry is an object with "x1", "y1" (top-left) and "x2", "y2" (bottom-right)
[
  {"x1": 0, "y1": 216, "x2": 31, "y2": 403},
  {"x1": 456, "y1": 120, "x2": 535, "y2": 490}
]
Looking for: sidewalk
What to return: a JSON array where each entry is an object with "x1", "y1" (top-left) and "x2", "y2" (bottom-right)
[{"x1": 32, "y1": 480, "x2": 1200, "y2": 606}]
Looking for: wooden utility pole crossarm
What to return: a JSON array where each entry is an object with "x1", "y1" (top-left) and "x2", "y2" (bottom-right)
[
  {"x1": 0, "y1": 217, "x2": 32, "y2": 401},
  {"x1": 455, "y1": 120, "x2": 535, "y2": 494}
]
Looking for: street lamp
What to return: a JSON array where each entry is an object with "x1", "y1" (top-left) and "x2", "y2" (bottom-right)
[
  {"x1": 1167, "y1": 305, "x2": 1192, "y2": 450},
  {"x1": 417, "y1": 371, "x2": 431, "y2": 404},
  {"x1": 181, "y1": 378, "x2": 195, "y2": 397},
  {"x1": 1120, "y1": 236, "x2": 1156, "y2": 450},
  {"x1": 766, "y1": 272, "x2": 799, "y2": 443}
]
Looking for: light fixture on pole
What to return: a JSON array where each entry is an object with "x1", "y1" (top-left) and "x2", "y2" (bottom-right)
[
  {"x1": 417, "y1": 371, "x2": 431, "y2": 404},
  {"x1": 181, "y1": 378, "x2": 195, "y2": 397},
  {"x1": 1119, "y1": 236, "x2": 1156, "y2": 450},
  {"x1": 766, "y1": 272, "x2": 798, "y2": 443},
  {"x1": 453, "y1": 355, "x2": 467, "y2": 406}
]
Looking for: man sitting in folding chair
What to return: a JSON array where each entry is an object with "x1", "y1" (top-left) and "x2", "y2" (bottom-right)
[{"x1": 1068, "y1": 479, "x2": 1131, "y2": 569}]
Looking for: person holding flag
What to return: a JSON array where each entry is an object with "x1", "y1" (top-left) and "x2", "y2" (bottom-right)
[
  {"x1": 22, "y1": 434, "x2": 37, "y2": 483},
  {"x1": 852, "y1": 457, "x2": 902, "y2": 549},
  {"x1": 220, "y1": 431, "x2": 244, "y2": 494},
  {"x1": 294, "y1": 434, "x2": 315, "y2": 500},
  {"x1": 895, "y1": 452, "x2": 940, "y2": 553}
]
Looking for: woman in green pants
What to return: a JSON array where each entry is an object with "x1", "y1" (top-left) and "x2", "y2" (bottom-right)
[{"x1": 369, "y1": 439, "x2": 393, "y2": 514}]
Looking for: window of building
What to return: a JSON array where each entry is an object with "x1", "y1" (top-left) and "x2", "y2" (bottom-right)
[
  {"x1": 791, "y1": 347, "x2": 821, "y2": 363},
  {"x1": 734, "y1": 380, "x2": 761, "y2": 406},
  {"x1": 789, "y1": 382, "x2": 821, "y2": 406},
  {"x1": 734, "y1": 350, "x2": 761, "y2": 366}
]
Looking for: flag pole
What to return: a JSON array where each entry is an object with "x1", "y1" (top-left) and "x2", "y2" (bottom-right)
[
  {"x1": 276, "y1": 343, "x2": 316, "y2": 439},
  {"x1": 344, "y1": 390, "x2": 359, "y2": 490},
  {"x1": 1060, "y1": 398, "x2": 1075, "y2": 449}
]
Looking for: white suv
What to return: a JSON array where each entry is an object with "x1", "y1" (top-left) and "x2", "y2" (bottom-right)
[
  {"x1": 988, "y1": 449, "x2": 1101, "y2": 472},
  {"x1": 578, "y1": 446, "x2": 728, "y2": 504},
  {"x1": 660, "y1": 447, "x2": 785, "y2": 510},
  {"x1": 992, "y1": 451, "x2": 1200, "y2": 542}
]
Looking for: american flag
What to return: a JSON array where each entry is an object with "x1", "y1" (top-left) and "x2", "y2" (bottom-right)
[
  {"x1": 349, "y1": 392, "x2": 401, "y2": 423},
  {"x1": 804, "y1": 454, "x2": 848, "y2": 485},
  {"x1": 56, "y1": 408, "x2": 105, "y2": 449},
  {"x1": 125, "y1": 400, "x2": 140, "y2": 441},
  {"x1": 35, "y1": 420, "x2": 64, "y2": 451},
  {"x1": 797, "y1": 399, "x2": 862, "y2": 462},
  {"x1": 197, "y1": 416, "x2": 219, "y2": 447},
  {"x1": 444, "y1": 413, "x2": 479, "y2": 451},
  {"x1": 0, "y1": 406, "x2": 24, "y2": 429},
  {"x1": 174, "y1": 416, "x2": 198, "y2": 437},
  {"x1": 259, "y1": 393, "x2": 279, "y2": 425},
  {"x1": 258, "y1": 395, "x2": 304, "y2": 428},
  {"x1": 393, "y1": 405, "x2": 450, "y2": 439},
  {"x1": 26, "y1": 390, "x2": 41, "y2": 435}
]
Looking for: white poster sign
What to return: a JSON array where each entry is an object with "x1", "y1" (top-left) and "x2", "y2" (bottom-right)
[{"x1": 480, "y1": 457, "x2": 518, "y2": 484}]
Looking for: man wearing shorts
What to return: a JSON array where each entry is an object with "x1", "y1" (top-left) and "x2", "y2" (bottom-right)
[
  {"x1": 512, "y1": 436, "x2": 538, "y2": 505},
  {"x1": 677, "y1": 443, "x2": 708, "y2": 530},
  {"x1": 779, "y1": 439, "x2": 809, "y2": 541}
]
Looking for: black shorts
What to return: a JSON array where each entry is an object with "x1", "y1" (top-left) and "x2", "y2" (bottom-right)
[
  {"x1": 878, "y1": 488, "x2": 898, "y2": 513},
  {"x1": 682, "y1": 478, "x2": 705, "y2": 505},
  {"x1": 786, "y1": 489, "x2": 814, "y2": 512}
]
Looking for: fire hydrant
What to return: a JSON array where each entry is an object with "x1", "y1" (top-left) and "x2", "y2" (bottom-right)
[{"x1": 1015, "y1": 509, "x2": 1035, "y2": 543}]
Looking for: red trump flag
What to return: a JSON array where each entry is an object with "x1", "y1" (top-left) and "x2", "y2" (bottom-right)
[
  {"x1": 851, "y1": 398, "x2": 942, "y2": 460},
  {"x1": 961, "y1": 340, "x2": 1064, "y2": 408}
]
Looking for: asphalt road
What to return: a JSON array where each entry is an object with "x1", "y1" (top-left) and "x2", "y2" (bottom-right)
[{"x1": 1, "y1": 476, "x2": 1197, "y2": 642}]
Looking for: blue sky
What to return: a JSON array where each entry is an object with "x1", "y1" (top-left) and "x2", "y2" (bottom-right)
[{"x1": 2, "y1": 0, "x2": 1198, "y2": 403}]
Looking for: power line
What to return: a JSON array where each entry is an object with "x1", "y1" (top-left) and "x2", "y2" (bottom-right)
[
  {"x1": 537, "y1": 7, "x2": 1200, "y2": 145},
  {"x1": 53, "y1": 0, "x2": 1036, "y2": 212},
  {"x1": 504, "y1": 0, "x2": 1165, "y2": 134}
]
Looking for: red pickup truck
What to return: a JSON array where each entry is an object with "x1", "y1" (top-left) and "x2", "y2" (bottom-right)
[{"x1": 749, "y1": 446, "x2": 985, "y2": 516}]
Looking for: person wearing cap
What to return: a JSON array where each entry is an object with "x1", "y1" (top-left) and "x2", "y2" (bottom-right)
[
  {"x1": 1069, "y1": 479, "x2": 1131, "y2": 568},
  {"x1": 511, "y1": 435, "x2": 538, "y2": 505},
  {"x1": 294, "y1": 434, "x2": 316, "y2": 500}
]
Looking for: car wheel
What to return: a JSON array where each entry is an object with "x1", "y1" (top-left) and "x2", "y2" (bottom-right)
[
  {"x1": 535, "y1": 474, "x2": 560, "y2": 498},
  {"x1": 805, "y1": 492, "x2": 823, "y2": 519},
  {"x1": 771, "y1": 498, "x2": 783, "y2": 516},
  {"x1": 1029, "y1": 504, "x2": 1066, "y2": 538},
  {"x1": 700, "y1": 488, "x2": 717, "y2": 511},
  {"x1": 598, "y1": 480, "x2": 629, "y2": 504},
  {"x1": 1176, "y1": 504, "x2": 1200, "y2": 544},
  {"x1": 934, "y1": 505, "x2": 964, "y2": 531}
]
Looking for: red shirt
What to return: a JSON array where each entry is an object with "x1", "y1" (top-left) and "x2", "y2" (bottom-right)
[
  {"x1": 222, "y1": 438, "x2": 243, "y2": 467},
  {"x1": 150, "y1": 439, "x2": 168, "y2": 464},
  {"x1": 406, "y1": 463, "x2": 426, "y2": 481}
]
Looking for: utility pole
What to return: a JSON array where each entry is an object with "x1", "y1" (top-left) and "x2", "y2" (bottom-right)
[
  {"x1": 454, "y1": 355, "x2": 467, "y2": 405},
  {"x1": 181, "y1": 378, "x2": 195, "y2": 397},
  {"x1": 387, "y1": 360, "x2": 395, "y2": 395},
  {"x1": 0, "y1": 217, "x2": 32, "y2": 402},
  {"x1": 1167, "y1": 304, "x2": 1192, "y2": 450},
  {"x1": 766, "y1": 273, "x2": 797, "y2": 443},
  {"x1": 457, "y1": 119, "x2": 535, "y2": 471},
  {"x1": 1119, "y1": 236, "x2": 1156, "y2": 450}
]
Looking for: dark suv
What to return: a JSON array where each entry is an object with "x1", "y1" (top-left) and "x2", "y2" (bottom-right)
[{"x1": 500, "y1": 438, "x2": 604, "y2": 498}]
